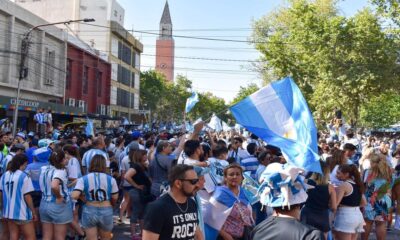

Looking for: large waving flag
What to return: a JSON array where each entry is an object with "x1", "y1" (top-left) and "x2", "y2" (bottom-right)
[
  {"x1": 185, "y1": 92, "x2": 199, "y2": 113},
  {"x1": 204, "y1": 186, "x2": 252, "y2": 240},
  {"x1": 230, "y1": 77, "x2": 321, "y2": 173}
]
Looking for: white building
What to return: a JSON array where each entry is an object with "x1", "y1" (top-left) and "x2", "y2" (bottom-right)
[
  {"x1": 15, "y1": 0, "x2": 143, "y2": 120},
  {"x1": 0, "y1": 0, "x2": 83, "y2": 130}
]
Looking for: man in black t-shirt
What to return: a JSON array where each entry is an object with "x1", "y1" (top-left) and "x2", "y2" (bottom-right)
[{"x1": 143, "y1": 164, "x2": 203, "y2": 240}]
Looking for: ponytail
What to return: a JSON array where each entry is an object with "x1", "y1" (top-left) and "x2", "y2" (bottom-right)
[{"x1": 339, "y1": 164, "x2": 364, "y2": 194}]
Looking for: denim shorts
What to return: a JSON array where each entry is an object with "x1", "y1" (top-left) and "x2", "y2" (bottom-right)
[
  {"x1": 81, "y1": 205, "x2": 113, "y2": 232},
  {"x1": 333, "y1": 207, "x2": 365, "y2": 233},
  {"x1": 39, "y1": 200, "x2": 73, "y2": 224},
  {"x1": 129, "y1": 188, "x2": 145, "y2": 223}
]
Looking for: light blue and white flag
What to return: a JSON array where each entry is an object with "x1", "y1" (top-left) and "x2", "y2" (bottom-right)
[
  {"x1": 204, "y1": 186, "x2": 252, "y2": 240},
  {"x1": 230, "y1": 77, "x2": 321, "y2": 173},
  {"x1": 85, "y1": 118, "x2": 94, "y2": 137},
  {"x1": 222, "y1": 121, "x2": 231, "y2": 132},
  {"x1": 208, "y1": 114, "x2": 222, "y2": 132},
  {"x1": 185, "y1": 92, "x2": 199, "y2": 113}
]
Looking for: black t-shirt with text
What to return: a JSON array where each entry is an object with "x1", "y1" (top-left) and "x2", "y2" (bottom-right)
[
  {"x1": 144, "y1": 193, "x2": 198, "y2": 240},
  {"x1": 251, "y1": 216, "x2": 324, "y2": 240}
]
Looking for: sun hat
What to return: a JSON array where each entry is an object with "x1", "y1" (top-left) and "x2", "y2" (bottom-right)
[{"x1": 258, "y1": 162, "x2": 310, "y2": 208}]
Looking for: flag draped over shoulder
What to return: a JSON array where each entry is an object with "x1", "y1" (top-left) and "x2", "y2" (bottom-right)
[
  {"x1": 185, "y1": 92, "x2": 199, "y2": 113},
  {"x1": 230, "y1": 77, "x2": 321, "y2": 173},
  {"x1": 85, "y1": 118, "x2": 94, "y2": 137},
  {"x1": 204, "y1": 186, "x2": 251, "y2": 240}
]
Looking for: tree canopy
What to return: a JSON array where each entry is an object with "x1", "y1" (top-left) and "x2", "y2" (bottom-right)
[{"x1": 252, "y1": 0, "x2": 400, "y2": 126}]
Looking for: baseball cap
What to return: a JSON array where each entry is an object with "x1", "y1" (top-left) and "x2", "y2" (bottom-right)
[
  {"x1": 38, "y1": 139, "x2": 54, "y2": 148},
  {"x1": 33, "y1": 147, "x2": 51, "y2": 162},
  {"x1": 131, "y1": 131, "x2": 142, "y2": 140},
  {"x1": 16, "y1": 132, "x2": 26, "y2": 140}
]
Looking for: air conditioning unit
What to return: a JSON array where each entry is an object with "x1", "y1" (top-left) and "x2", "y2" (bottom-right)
[
  {"x1": 67, "y1": 98, "x2": 75, "y2": 107},
  {"x1": 78, "y1": 100, "x2": 85, "y2": 109},
  {"x1": 100, "y1": 104, "x2": 106, "y2": 115}
]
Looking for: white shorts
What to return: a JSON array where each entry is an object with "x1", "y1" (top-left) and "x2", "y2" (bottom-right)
[{"x1": 333, "y1": 207, "x2": 365, "y2": 233}]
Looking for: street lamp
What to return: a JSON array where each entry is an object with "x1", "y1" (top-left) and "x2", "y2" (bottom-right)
[{"x1": 12, "y1": 18, "x2": 95, "y2": 137}]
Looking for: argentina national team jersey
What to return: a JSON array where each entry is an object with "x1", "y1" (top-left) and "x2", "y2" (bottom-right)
[
  {"x1": 74, "y1": 172, "x2": 118, "y2": 202},
  {"x1": 0, "y1": 153, "x2": 14, "y2": 175},
  {"x1": 0, "y1": 170, "x2": 34, "y2": 220},
  {"x1": 39, "y1": 166, "x2": 69, "y2": 202},
  {"x1": 81, "y1": 149, "x2": 109, "y2": 172}
]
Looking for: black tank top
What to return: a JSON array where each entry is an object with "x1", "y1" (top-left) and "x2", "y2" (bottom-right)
[
  {"x1": 340, "y1": 180, "x2": 361, "y2": 207},
  {"x1": 304, "y1": 179, "x2": 330, "y2": 211}
]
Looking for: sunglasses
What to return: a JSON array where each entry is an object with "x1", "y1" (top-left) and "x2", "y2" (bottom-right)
[{"x1": 179, "y1": 179, "x2": 199, "y2": 185}]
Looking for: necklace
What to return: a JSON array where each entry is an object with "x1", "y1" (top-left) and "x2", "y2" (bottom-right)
[{"x1": 169, "y1": 192, "x2": 189, "y2": 213}]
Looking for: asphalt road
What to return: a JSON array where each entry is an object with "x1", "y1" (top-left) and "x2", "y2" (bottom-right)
[{"x1": 112, "y1": 216, "x2": 400, "y2": 240}]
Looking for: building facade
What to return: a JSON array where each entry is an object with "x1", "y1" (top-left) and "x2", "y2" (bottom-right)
[
  {"x1": 15, "y1": 0, "x2": 143, "y2": 121},
  {"x1": 156, "y1": 1, "x2": 175, "y2": 82},
  {"x1": 0, "y1": 0, "x2": 83, "y2": 131},
  {"x1": 66, "y1": 41, "x2": 111, "y2": 116}
]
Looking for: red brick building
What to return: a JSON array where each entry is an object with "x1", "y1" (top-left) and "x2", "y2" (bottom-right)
[
  {"x1": 155, "y1": 1, "x2": 174, "y2": 82},
  {"x1": 65, "y1": 42, "x2": 111, "y2": 116}
]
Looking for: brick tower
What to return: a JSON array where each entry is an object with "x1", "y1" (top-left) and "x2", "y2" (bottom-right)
[{"x1": 156, "y1": 1, "x2": 174, "y2": 82}]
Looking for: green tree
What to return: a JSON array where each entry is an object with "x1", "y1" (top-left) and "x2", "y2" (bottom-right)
[
  {"x1": 231, "y1": 83, "x2": 260, "y2": 105},
  {"x1": 189, "y1": 92, "x2": 229, "y2": 121},
  {"x1": 140, "y1": 70, "x2": 167, "y2": 114},
  {"x1": 252, "y1": 0, "x2": 400, "y2": 126},
  {"x1": 371, "y1": 0, "x2": 400, "y2": 25},
  {"x1": 360, "y1": 92, "x2": 400, "y2": 128}
]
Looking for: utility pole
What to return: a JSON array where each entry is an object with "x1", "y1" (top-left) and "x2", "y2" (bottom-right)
[{"x1": 12, "y1": 18, "x2": 95, "y2": 137}]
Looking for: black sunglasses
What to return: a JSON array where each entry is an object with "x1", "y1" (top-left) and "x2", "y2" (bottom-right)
[{"x1": 179, "y1": 179, "x2": 199, "y2": 185}]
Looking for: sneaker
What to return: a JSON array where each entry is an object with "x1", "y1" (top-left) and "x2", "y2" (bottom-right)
[
  {"x1": 116, "y1": 218, "x2": 123, "y2": 225},
  {"x1": 394, "y1": 215, "x2": 400, "y2": 230}
]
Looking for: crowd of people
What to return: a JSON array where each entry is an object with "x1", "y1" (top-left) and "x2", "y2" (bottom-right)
[{"x1": 0, "y1": 117, "x2": 399, "y2": 240}]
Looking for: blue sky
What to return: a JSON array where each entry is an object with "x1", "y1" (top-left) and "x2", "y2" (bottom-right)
[{"x1": 118, "y1": 0, "x2": 370, "y2": 102}]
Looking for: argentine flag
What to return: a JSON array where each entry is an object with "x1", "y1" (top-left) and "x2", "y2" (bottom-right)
[
  {"x1": 85, "y1": 118, "x2": 94, "y2": 137},
  {"x1": 230, "y1": 77, "x2": 321, "y2": 173},
  {"x1": 204, "y1": 186, "x2": 252, "y2": 240},
  {"x1": 185, "y1": 92, "x2": 199, "y2": 113}
]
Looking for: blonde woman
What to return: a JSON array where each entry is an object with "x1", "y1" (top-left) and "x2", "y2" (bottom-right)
[{"x1": 361, "y1": 153, "x2": 392, "y2": 240}]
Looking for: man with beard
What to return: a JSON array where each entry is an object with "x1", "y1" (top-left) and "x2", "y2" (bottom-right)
[{"x1": 143, "y1": 164, "x2": 204, "y2": 240}]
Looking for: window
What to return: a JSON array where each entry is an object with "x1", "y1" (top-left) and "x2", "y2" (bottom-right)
[
  {"x1": 44, "y1": 49, "x2": 55, "y2": 85},
  {"x1": 66, "y1": 59, "x2": 72, "y2": 89},
  {"x1": 117, "y1": 65, "x2": 131, "y2": 87},
  {"x1": 117, "y1": 88, "x2": 130, "y2": 108},
  {"x1": 131, "y1": 72, "x2": 135, "y2": 88},
  {"x1": 82, "y1": 66, "x2": 88, "y2": 94},
  {"x1": 118, "y1": 42, "x2": 131, "y2": 65},
  {"x1": 130, "y1": 93, "x2": 135, "y2": 108},
  {"x1": 96, "y1": 70, "x2": 102, "y2": 97},
  {"x1": 114, "y1": 10, "x2": 118, "y2": 17}
]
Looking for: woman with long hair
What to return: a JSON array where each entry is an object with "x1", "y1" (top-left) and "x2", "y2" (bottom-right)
[
  {"x1": 39, "y1": 150, "x2": 73, "y2": 240},
  {"x1": 361, "y1": 153, "x2": 392, "y2": 240},
  {"x1": 124, "y1": 149, "x2": 152, "y2": 237},
  {"x1": 333, "y1": 164, "x2": 366, "y2": 240},
  {"x1": 327, "y1": 149, "x2": 347, "y2": 185},
  {"x1": 71, "y1": 155, "x2": 119, "y2": 240},
  {"x1": 204, "y1": 163, "x2": 253, "y2": 240},
  {"x1": 0, "y1": 154, "x2": 36, "y2": 240},
  {"x1": 301, "y1": 161, "x2": 337, "y2": 239},
  {"x1": 62, "y1": 145, "x2": 85, "y2": 239}
]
